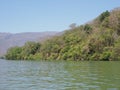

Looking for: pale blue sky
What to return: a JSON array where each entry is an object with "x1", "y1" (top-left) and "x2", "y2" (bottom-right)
[{"x1": 0, "y1": 0, "x2": 120, "y2": 33}]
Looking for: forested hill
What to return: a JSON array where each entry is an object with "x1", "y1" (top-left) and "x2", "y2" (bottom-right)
[
  {"x1": 5, "y1": 8, "x2": 120, "y2": 61},
  {"x1": 0, "y1": 32, "x2": 58, "y2": 56}
]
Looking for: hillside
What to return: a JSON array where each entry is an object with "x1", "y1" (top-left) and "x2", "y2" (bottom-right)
[
  {"x1": 5, "y1": 8, "x2": 120, "y2": 61},
  {"x1": 0, "y1": 32, "x2": 58, "y2": 56}
]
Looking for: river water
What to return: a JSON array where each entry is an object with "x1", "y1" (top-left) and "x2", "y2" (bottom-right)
[{"x1": 0, "y1": 59, "x2": 120, "y2": 90}]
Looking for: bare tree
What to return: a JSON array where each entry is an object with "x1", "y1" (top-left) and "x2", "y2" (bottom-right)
[{"x1": 69, "y1": 23, "x2": 77, "y2": 29}]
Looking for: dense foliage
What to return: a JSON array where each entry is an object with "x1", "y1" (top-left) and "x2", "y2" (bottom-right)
[{"x1": 5, "y1": 8, "x2": 120, "y2": 61}]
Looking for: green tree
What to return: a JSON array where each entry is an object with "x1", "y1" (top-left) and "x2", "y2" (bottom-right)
[
  {"x1": 6, "y1": 46, "x2": 22, "y2": 60},
  {"x1": 83, "y1": 24, "x2": 93, "y2": 34},
  {"x1": 99, "y1": 10, "x2": 110, "y2": 22},
  {"x1": 21, "y1": 42, "x2": 41, "y2": 59}
]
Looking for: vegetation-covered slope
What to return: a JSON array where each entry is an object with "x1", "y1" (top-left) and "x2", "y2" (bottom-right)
[
  {"x1": 0, "y1": 32, "x2": 58, "y2": 56},
  {"x1": 5, "y1": 8, "x2": 120, "y2": 61}
]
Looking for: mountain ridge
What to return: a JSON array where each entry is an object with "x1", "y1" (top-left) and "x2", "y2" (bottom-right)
[{"x1": 0, "y1": 31, "x2": 58, "y2": 56}]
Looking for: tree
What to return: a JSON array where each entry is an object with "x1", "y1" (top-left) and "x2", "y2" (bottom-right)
[
  {"x1": 69, "y1": 23, "x2": 77, "y2": 29},
  {"x1": 99, "y1": 10, "x2": 110, "y2": 22},
  {"x1": 5, "y1": 46, "x2": 22, "y2": 60},
  {"x1": 21, "y1": 42, "x2": 41, "y2": 59},
  {"x1": 84, "y1": 24, "x2": 92, "y2": 34}
]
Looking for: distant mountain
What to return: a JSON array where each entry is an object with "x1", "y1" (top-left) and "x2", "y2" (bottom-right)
[{"x1": 0, "y1": 32, "x2": 58, "y2": 56}]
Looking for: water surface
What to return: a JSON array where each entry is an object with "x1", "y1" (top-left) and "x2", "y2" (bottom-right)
[{"x1": 0, "y1": 59, "x2": 120, "y2": 90}]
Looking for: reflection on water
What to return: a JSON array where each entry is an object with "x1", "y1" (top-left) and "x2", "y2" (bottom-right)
[{"x1": 0, "y1": 59, "x2": 120, "y2": 90}]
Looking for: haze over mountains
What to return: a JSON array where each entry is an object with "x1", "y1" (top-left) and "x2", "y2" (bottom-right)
[{"x1": 0, "y1": 32, "x2": 58, "y2": 56}]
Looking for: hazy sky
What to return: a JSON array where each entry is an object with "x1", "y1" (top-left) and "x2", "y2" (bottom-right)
[{"x1": 0, "y1": 0, "x2": 120, "y2": 33}]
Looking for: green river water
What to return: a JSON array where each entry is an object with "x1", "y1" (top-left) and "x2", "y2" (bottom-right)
[{"x1": 0, "y1": 59, "x2": 120, "y2": 90}]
